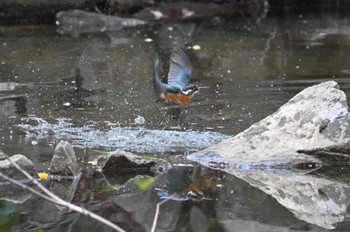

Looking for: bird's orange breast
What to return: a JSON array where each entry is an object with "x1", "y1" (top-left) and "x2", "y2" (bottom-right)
[{"x1": 167, "y1": 92, "x2": 193, "y2": 104}]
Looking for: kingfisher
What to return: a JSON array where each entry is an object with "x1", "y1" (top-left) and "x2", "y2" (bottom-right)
[
  {"x1": 155, "y1": 167, "x2": 211, "y2": 202},
  {"x1": 153, "y1": 47, "x2": 209, "y2": 105}
]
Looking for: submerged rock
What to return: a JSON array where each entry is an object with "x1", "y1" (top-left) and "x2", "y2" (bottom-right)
[
  {"x1": 188, "y1": 81, "x2": 350, "y2": 169},
  {"x1": 97, "y1": 150, "x2": 171, "y2": 176},
  {"x1": 49, "y1": 140, "x2": 80, "y2": 177},
  {"x1": 56, "y1": 9, "x2": 147, "y2": 35}
]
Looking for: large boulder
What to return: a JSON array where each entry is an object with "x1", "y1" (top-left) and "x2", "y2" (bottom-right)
[{"x1": 188, "y1": 81, "x2": 350, "y2": 169}]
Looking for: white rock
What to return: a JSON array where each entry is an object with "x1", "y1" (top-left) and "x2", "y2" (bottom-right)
[{"x1": 189, "y1": 81, "x2": 350, "y2": 167}]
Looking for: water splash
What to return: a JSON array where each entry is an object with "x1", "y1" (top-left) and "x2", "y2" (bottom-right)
[{"x1": 16, "y1": 117, "x2": 228, "y2": 154}]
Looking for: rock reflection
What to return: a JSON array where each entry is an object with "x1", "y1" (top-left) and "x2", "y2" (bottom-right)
[
  {"x1": 49, "y1": 174, "x2": 81, "y2": 211},
  {"x1": 220, "y1": 168, "x2": 350, "y2": 230}
]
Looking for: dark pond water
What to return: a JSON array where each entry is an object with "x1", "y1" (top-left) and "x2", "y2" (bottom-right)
[{"x1": 1, "y1": 13, "x2": 350, "y2": 232}]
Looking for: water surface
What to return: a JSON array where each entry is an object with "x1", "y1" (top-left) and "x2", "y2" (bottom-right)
[{"x1": 1, "y1": 14, "x2": 350, "y2": 231}]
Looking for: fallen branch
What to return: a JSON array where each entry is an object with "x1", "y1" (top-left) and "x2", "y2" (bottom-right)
[
  {"x1": 151, "y1": 198, "x2": 169, "y2": 232},
  {"x1": 0, "y1": 157, "x2": 126, "y2": 232}
]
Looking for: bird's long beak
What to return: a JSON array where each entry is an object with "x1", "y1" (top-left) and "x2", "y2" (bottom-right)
[
  {"x1": 197, "y1": 86, "x2": 210, "y2": 91},
  {"x1": 202, "y1": 195, "x2": 212, "y2": 200}
]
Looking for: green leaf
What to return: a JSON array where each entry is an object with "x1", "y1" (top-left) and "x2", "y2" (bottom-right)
[
  {"x1": 98, "y1": 186, "x2": 117, "y2": 193},
  {"x1": 93, "y1": 150, "x2": 110, "y2": 155},
  {"x1": 140, "y1": 154, "x2": 154, "y2": 159},
  {"x1": 132, "y1": 177, "x2": 155, "y2": 190}
]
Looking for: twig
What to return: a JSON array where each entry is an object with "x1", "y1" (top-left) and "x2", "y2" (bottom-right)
[
  {"x1": 151, "y1": 198, "x2": 169, "y2": 232},
  {"x1": 2, "y1": 157, "x2": 126, "y2": 232},
  {"x1": 0, "y1": 172, "x2": 56, "y2": 203}
]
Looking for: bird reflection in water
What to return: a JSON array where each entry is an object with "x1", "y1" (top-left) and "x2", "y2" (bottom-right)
[{"x1": 155, "y1": 165, "x2": 212, "y2": 202}]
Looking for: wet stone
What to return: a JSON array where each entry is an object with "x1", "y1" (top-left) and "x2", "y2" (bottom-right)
[
  {"x1": 97, "y1": 150, "x2": 171, "y2": 176},
  {"x1": 0, "y1": 154, "x2": 35, "y2": 203},
  {"x1": 49, "y1": 140, "x2": 80, "y2": 177},
  {"x1": 56, "y1": 9, "x2": 147, "y2": 35},
  {"x1": 0, "y1": 154, "x2": 35, "y2": 178}
]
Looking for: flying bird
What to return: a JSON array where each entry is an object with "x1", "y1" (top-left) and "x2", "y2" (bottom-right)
[{"x1": 153, "y1": 47, "x2": 208, "y2": 105}]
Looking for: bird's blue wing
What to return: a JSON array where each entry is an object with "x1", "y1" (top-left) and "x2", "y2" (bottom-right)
[{"x1": 167, "y1": 47, "x2": 193, "y2": 88}]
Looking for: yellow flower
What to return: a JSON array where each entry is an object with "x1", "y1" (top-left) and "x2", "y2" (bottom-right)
[{"x1": 37, "y1": 172, "x2": 49, "y2": 180}]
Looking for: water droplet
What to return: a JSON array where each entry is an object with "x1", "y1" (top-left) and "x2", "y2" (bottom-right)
[
  {"x1": 134, "y1": 115, "x2": 145, "y2": 125},
  {"x1": 192, "y1": 45, "x2": 201, "y2": 50}
]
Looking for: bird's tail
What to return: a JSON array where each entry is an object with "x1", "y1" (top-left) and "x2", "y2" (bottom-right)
[{"x1": 153, "y1": 58, "x2": 166, "y2": 103}]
